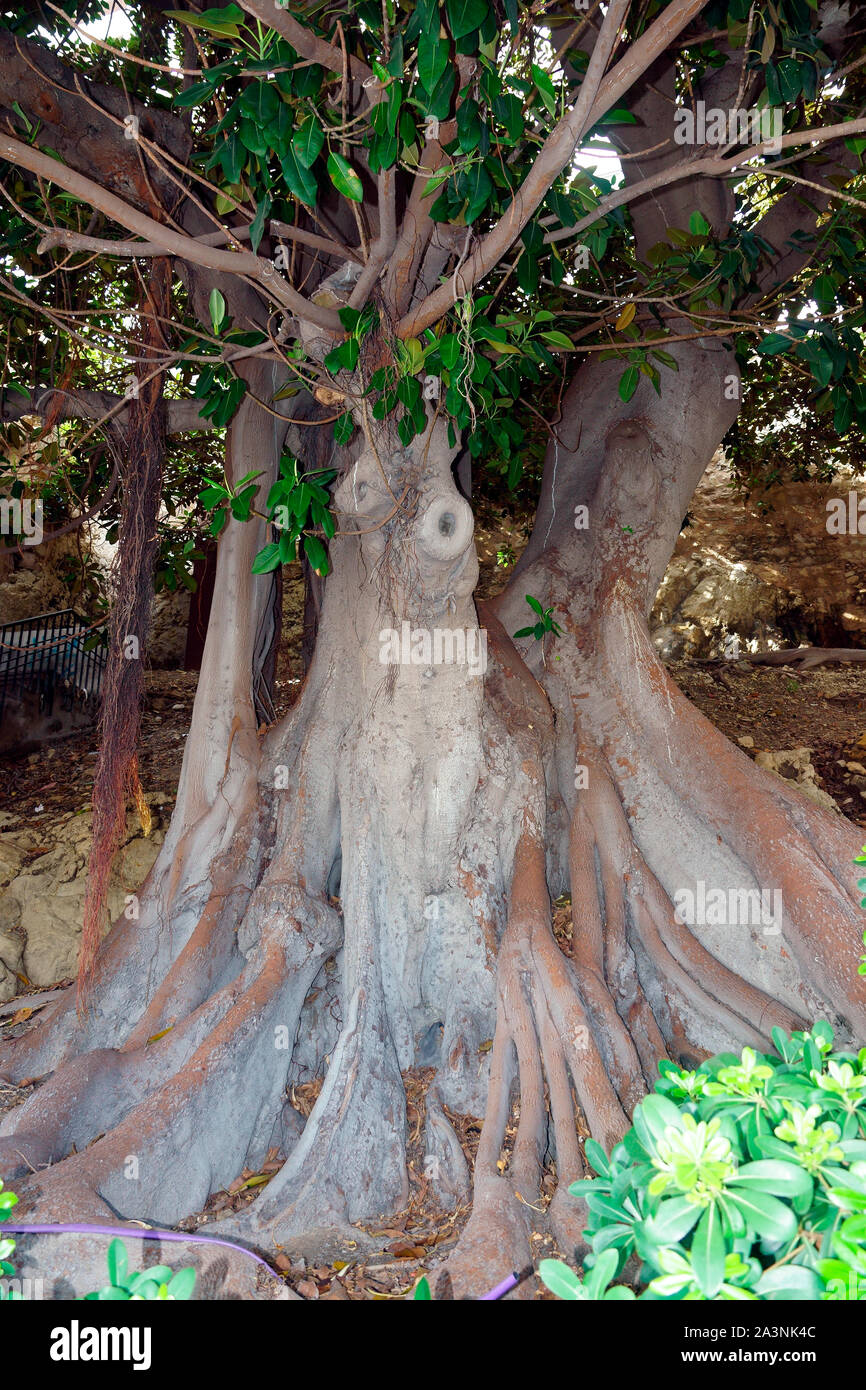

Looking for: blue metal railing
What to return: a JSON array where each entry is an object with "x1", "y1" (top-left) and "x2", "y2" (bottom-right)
[{"x1": 0, "y1": 608, "x2": 106, "y2": 725}]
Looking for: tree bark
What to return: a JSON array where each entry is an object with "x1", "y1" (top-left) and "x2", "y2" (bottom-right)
[{"x1": 2, "y1": 340, "x2": 864, "y2": 1299}]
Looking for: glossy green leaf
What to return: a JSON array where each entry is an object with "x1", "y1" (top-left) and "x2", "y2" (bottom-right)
[{"x1": 327, "y1": 152, "x2": 364, "y2": 202}]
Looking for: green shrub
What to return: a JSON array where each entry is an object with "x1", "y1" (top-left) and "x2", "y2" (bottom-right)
[
  {"x1": 0, "y1": 1179, "x2": 19, "y2": 1300},
  {"x1": 83, "y1": 1238, "x2": 196, "y2": 1301},
  {"x1": 541, "y1": 1023, "x2": 866, "y2": 1301},
  {"x1": 0, "y1": 1197, "x2": 195, "y2": 1302}
]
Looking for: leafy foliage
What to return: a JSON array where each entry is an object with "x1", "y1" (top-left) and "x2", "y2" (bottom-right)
[
  {"x1": 513, "y1": 593, "x2": 563, "y2": 642},
  {"x1": 82, "y1": 1237, "x2": 196, "y2": 1301},
  {"x1": 0, "y1": 1179, "x2": 19, "y2": 1300},
  {"x1": 1, "y1": 0, "x2": 865, "y2": 585},
  {"x1": 198, "y1": 453, "x2": 336, "y2": 576},
  {"x1": 541, "y1": 1024, "x2": 866, "y2": 1301}
]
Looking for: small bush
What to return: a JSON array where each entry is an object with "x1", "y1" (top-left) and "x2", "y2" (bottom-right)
[{"x1": 541, "y1": 1023, "x2": 866, "y2": 1301}]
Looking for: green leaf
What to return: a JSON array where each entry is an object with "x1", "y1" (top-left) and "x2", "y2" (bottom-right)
[
  {"x1": 618, "y1": 365, "x2": 639, "y2": 402},
  {"x1": 237, "y1": 81, "x2": 279, "y2": 126},
  {"x1": 582, "y1": 1249, "x2": 619, "y2": 1300},
  {"x1": 531, "y1": 63, "x2": 556, "y2": 117},
  {"x1": 251, "y1": 542, "x2": 281, "y2": 574},
  {"x1": 165, "y1": 5, "x2": 243, "y2": 36},
  {"x1": 126, "y1": 1267, "x2": 173, "y2": 1293},
  {"x1": 421, "y1": 170, "x2": 451, "y2": 199},
  {"x1": 583, "y1": 1139, "x2": 610, "y2": 1177},
  {"x1": 334, "y1": 412, "x2": 355, "y2": 445},
  {"x1": 540, "y1": 330, "x2": 573, "y2": 349},
  {"x1": 757, "y1": 333, "x2": 790, "y2": 355},
  {"x1": 730, "y1": 1160, "x2": 812, "y2": 1200},
  {"x1": 811, "y1": 273, "x2": 836, "y2": 315},
  {"x1": 167, "y1": 1266, "x2": 196, "y2": 1300},
  {"x1": 538, "y1": 1259, "x2": 585, "y2": 1300},
  {"x1": 293, "y1": 115, "x2": 324, "y2": 169},
  {"x1": 209, "y1": 288, "x2": 226, "y2": 335},
  {"x1": 755, "y1": 1265, "x2": 820, "y2": 1300},
  {"x1": 643, "y1": 1196, "x2": 702, "y2": 1245},
  {"x1": 777, "y1": 57, "x2": 803, "y2": 104},
  {"x1": 417, "y1": 32, "x2": 448, "y2": 93},
  {"x1": 445, "y1": 0, "x2": 488, "y2": 40},
  {"x1": 174, "y1": 80, "x2": 218, "y2": 109},
  {"x1": 414, "y1": 1275, "x2": 431, "y2": 1299},
  {"x1": 692, "y1": 1203, "x2": 725, "y2": 1298},
  {"x1": 107, "y1": 1239, "x2": 128, "y2": 1289},
  {"x1": 729, "y1": 1189, "x2": 797, "y2": 1245},
  {"x1": 249, "y1": 194, "x2": 271, "y2": 254},
  {"x1": 282, "y1": 147, "x2": 318, "y2": 206},
  {"x1": 327, "y1": 152, "x2": 364, "y2": 203},
  {"x1": 463, "y1": 161, "x2": 493, "y2": 223},
  {"x1": 456, "y1": 97, "x2": 482, "y2": 153},
  {"x1": 525, "y1": 594, "x2": 544, "y2": 616},
  {"x1": 689, "y1": 210, "x2": 710, "y2": 236},
  {"x1": 303, "y1": 533, "x2": 329, "y2": 575},
  {"x1": 438, "y1": 333, "x2": 461, "y2": 370}
]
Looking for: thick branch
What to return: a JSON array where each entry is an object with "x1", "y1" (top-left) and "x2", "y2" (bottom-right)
[
  {"x1": 0, "y1": 134, "x2": 343, "y2": 334},
  {"x1": 0, "y1": 387, "x2": 212, "y2": 434},
  {"x1": 37, "y1": 219, "x2": 357, "y2": 265},
  {"x1": 348, "y1": 168, "x2": 397, "y2": 309},
  {"x1": 544, "y1": 119, "x2": 866, "y2": 249},
  {"x1": 397, "y1": 0, "x2": 707, "y2": 337}
]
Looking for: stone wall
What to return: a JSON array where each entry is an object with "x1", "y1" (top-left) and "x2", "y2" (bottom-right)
[
  {"x1": 651, "y1": 454, "x2": 866, "y2": 659},
  {"x1": 0, "y1": 795, "x2": 169, "y2": 1000}
]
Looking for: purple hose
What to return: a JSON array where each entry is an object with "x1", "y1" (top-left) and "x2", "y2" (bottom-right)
[
  {"x1": 4, "y1": 1222, "x2": 279, "y2": 1278},
  {"x1": 479, "y1": 1265, "x2": 534, "y2": 1300},
  {"x1": 479, "y1": 1272, "x2": 519, "y2": 1300},
  {"x1": 7, "y1": 1222, "x2": 533, "y2": 1299}
]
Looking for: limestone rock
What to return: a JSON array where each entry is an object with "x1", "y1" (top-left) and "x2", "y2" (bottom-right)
[
  {"x1": 0, "y1": 802, "x2": 166, "y2": 991},
  {"x1": 753, "y1": 747, "x2": 840, "y2": 815}
]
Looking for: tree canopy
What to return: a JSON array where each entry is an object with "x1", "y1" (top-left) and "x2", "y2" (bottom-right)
[{"x1": 0, "y1": 0, "x2": 865, "y2": 576}]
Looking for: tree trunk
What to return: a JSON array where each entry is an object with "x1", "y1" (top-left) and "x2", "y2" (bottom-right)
[{"x1": 2, "y1": 342, "x2": 864, "y2": 1299}]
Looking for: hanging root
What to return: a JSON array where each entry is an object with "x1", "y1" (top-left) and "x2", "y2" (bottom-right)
[{"x1": 80, "y1": 260, "x2": 172, "y2": 992}]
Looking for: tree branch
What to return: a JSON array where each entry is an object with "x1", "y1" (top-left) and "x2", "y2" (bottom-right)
[
  {"x1": 1, "y1": 387, "x2": 213, "y2": 434},
  {"x1": 37, "y1": 219, "x2": 358, "y2": 264},
  {"x1": 543, "y1": 119, "x2": 866, "y2": 249},
  {"x1": 396, "y1": 0, "x2": 706, "y2": 338},
  {"x1": 235, "y1": 0, "x2": 373, "y2": 83},
  {"x1": 0, "y1": 133, "x2": 343, "y2": 334},
  {"x1": 348, "y1": 168, "x2": 397, "y2": 308}
]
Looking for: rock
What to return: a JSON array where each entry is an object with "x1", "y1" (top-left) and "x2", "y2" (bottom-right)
[
  {"x1": 754, "y1": 747, "x2": 840, "y2": 815},
  {"x1": 0, "y1": 928, "x2": 23, "y2": 1004},
  {"x1": 796, "y1": 781, "x2": 841, "y2": 815},
  {"x1": 0, "y1": 962, "x2": 17, "y2": 1005},
  {"x1": 149, "y1": 589, "x2": 191, "y2": 667},
  {"x1": 0, "y1": 928, "x2": 24, "y2": 973},
  {"x1": 0, "y1": 807, "x2": 165, "y2": 991},
  {"x1": 650, "y1": 452, "x2": 866, "y2": 659},
  {"x1": 737, "y1": 736, "x2": 754, "y2": 748}
]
